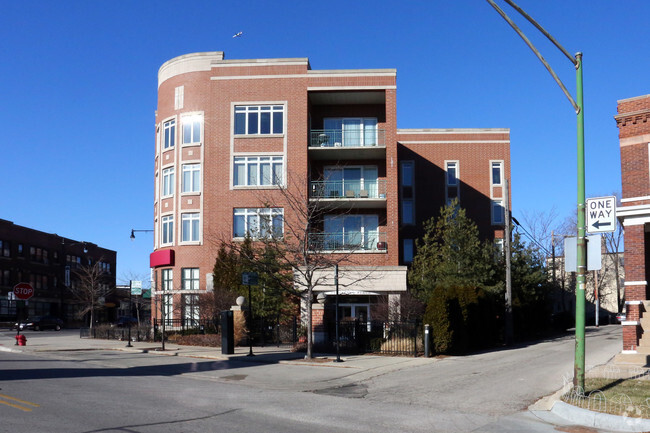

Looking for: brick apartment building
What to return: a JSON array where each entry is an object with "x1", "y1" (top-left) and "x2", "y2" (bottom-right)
[
  {"x1": 615, "y1": 94, "x2": 650, "y2": 354},
  {"x1": 0, "y1": 219, "x2": 117, "y2": 325},
  {"x1": 150, "y1": 51, "x2": 511, "y2": 332}
]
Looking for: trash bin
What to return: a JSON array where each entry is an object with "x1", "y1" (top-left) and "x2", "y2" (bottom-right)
[{"x1": 221, "y1": 311, "x2": 234, "y2": 355}]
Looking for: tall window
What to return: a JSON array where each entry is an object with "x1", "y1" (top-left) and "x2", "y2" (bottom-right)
[
  {"x1": 491, "y1": 199, "x2": 505, "y2": 225},
  {"x1": 181, "y1": 213, "x2": 200, "y2": 242},
  {"x1": 162, "y1": 167, "x2": 175, "y2": 197},
  {"x1": 491, "y1": 161, "x2": 503, "y2": 186},
  {"x1": 161, "y1": 215, "x2": 174, "y2": 245},
  {"x1": 163, "y1": 119, "x2": 175, "y2": 150},
  {"x1": 323, "y1": 214, "x2": 379, "y2": 250},
  {"x1": 182, "y1": 114, "x2": 202, "y2": 145},
  {"x1": 162, "y1": 269, "x2": 173, "y2": 291},
  {"x1": 322, "y1": 166, "x2": 379, "y2": 198},
  {"x1": 164, "y1": 294, "x2": 173, "y2": 320},
  {"x1": 403, "y1": 239, "x2": 414, "y2": 264},
  {"x1": 323, "y1": 117, "x2": 378, "y2": 147},
  {"x1": 182, "y1": 164, "x2": 201, "y2": 193},
  {"x1": 234, "y1": 105, "x2": 284, "y2": 135},
  {"x1": 233, "y1": 208, "x2": 283, "y2": 239},
  {"x1": 181, "y1": 268, "x2": 199, "y2": 290},
  {"x1": 234, "y1": 156, "x2": 284, "y2": 187},
  {"x1": 446, "y1": 161, "x2": 459, "y2": 205},
  {"x1": 400, "y1": 161, "x2": 415, "y2": 225},
  {"x1": 183, "y1": 294, "x2": 199, "y2": 324}
]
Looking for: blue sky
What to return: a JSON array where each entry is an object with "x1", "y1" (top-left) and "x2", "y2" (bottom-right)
[{"x1": 1, "y1": 1, "x2": 648, "y2": 282}]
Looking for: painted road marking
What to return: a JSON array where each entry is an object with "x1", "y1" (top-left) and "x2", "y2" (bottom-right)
[{"x1": 0, "y1": 393, "x2": 40, "y2": 412}]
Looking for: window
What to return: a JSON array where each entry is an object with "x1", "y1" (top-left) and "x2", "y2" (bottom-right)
[
  {"x1": 233, "y1": 208, "x2": 283, "y2": 239},
  {"x1": 323, "y1": 214, "x2": 379, "y2": 250},
  {"x1": 1, "y1": 269, "x2": 10, "y2": 285},
  {"x1": 161, "y1": 215, "x2": 174, "y2": 245},
  {"x1": 234, "y1": 105, "x2": 284, "y2": 135},
  {"x1": 323, "y1": 118, "x2": 378, "y2": 147},
  {"x1": 174, "y1": 86, "x2": 184, "y2": 110},
  {"x1": 403, "y1": 239, "x2": 414, "y2": 264},
  {"x1": 163, "y1": 294, "x2": 173, "y2": 320},
  {"x1": 162, "y1": 167, "x2": 175, "y2": 197},
  {"x1": 491, "y1": 161, "x2": 503, "y2": 186},
  {"x1": 182, "y1": 114, "x2": 202, "y2": 145},
  {"x1": 183, "y1": 294, "x2": 199, "y2": 324},
  {"x1": 182, "y1": 164, "x2": 201, "y2": 193},
  {"x1": 181, "y1": 268, "x2": 199, "y2": 291},
  {"x1": 234, "y1": 156, "x2": 284, "y2": 187},
  {"x1": 446, "y1": 161, "x2": 459, "y2": 205},
  {"x1": 400, "y1": 161, "x2": 415, "y2": 225},
  {"x1": 322, "y1": 166, "x2": 379, "y2": 198},
  {"x1": 491, "y1": 199, "x2": 505, "y2": 225},
  {"x1": 162, "y1": 269, "x2": 173, "y2": 291},
  {"x1": 0, "y1": 240, "x2": 9, "y2": 257},
  {"x1": 163, "y1": 119, "x2": 176, "y2": 150},
  {"x1": 181, "y1": 213, "x2": 200, "y2": 242}
]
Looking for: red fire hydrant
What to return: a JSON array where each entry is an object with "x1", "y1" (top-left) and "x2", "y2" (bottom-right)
[{"x1": 15, "y1": 335, "x2": 26, "y2": 346}]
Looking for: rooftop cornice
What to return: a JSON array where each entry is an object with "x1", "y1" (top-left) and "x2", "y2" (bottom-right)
[
  {"x1": 617, "y1": 94, "x2": 650, "y2": 104},
  {"x1": 397, "y1": 128, "x2": 510, "y2": 134},
  {"x1": 614, "y1": 108, "x2": 650, "y2": 128}
]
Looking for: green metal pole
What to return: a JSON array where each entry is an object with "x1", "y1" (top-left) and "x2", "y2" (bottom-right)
[{"x1": 574, "y1": 52, "x2": 586, "y2": 390}]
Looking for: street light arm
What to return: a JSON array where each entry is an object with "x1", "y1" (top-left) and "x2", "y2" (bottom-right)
[
  {"x1": 485, "y1": 0, "x2": 580, "y2": 114},
  {"x1": 503, "y1": 0, "x2": 577, "y2": 67}
]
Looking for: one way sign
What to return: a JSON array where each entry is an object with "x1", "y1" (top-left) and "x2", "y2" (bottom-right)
[{"x1": 586, "y1": 196, "x2": 616, "y2": 233}]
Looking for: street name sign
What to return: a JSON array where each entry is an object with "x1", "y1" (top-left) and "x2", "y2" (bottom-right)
[
  {"x1": 242, "y1": 272, "x2": 259, "y2": 286},
  {"x1": 586, "y1": 196, "x2": 616, "y2": 234},
  {"x1": 130, "y1": 280, "x2": 143, "y2": 296},
  {"x1": 13, "y1": 282, "x2": 35, "y2": 300}
]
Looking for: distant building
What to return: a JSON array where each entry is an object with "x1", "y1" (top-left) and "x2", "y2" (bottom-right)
[
  {"x1": 150, "y1": 51, "x2": 511, "y2": 336},
  {"x1": 0, "y1": 219, "x2": 117, "y2": 325},
  {"x1": 615, "y1": 94, "x2": 650, "y2": 353}
]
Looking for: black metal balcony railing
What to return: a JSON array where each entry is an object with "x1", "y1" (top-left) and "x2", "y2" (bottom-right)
[
  {"x1": 310, "y1": 180, "x2": 387, "y2": 199},
  {"x1": 309, "y1": 129, "x2": 385, "y2": 148},
  {"x1": 308, "y1": 231, "x2": 387, "y2": 252}
]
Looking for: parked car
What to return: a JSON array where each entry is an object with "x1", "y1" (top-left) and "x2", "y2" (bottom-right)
[
  {"x1": 616, "y1": 313, "x2": 626, "y2": 323},
  {"x1": 113, "y1": 316, "x2": 138, "y2": 328},
  {"x1": 16, "y1": 316, "x2": 63, "y2": 331}
]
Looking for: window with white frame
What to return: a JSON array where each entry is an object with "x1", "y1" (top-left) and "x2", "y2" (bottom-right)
[
  {"x1": 162, "y1": 167, "x2": 175, "y2": 197},
  {"x1": 400, "y1": 161, "x2": 415, "y2": 225},
  {"x1": 162, "y1": 269, "x2": 173, "y2": 291},
  {"x1": 181, "y1": 213, "x2": 200, "y2": 242},
  {"x1": 446, "y1": 161, "x2": 459, "y2": 205},
  {"x1": 163, "y1": 119, "x2": 175, "y2": 150},
  {"x1": 323, "y1": 214, "x2": 379, "y2": 250},
  {"x1": 174, "y1": 86, "x2": 184, "y2": 110},
  {"x1": 164, "y1": 294, "x2": 173, "y2": 320},
  {"x1": 491, "y1": 161, "x2": 503, "y2": 186},
  {"x1": 233, "y1": 208, "x2": 284, "y2": 239},
  {"x1": 234, "y1": 105, "x2": 284, "y2": 135},
  {"x1": 182, "y1": 114, "x2": 202, "y2": 145},
  {"x1": 403, "y1": 239, "x2": 414, "y2": 263},
  {"x1": 182, "y1": 164, "x2": 201, "y2": 193},
  {"x1": 161, "y1": 215, "x2": 174, "y2": 245},
  {"x1": 183, "y1": 294, "x2": 199, "y2": 324},
  {"x1": 491, "y1": 199, "x2": 505, "y2": 225},
  {"x1": 322, "y1": 166, "x2": 379, "y2": 198},
  {"x1": 181, "y1": 268, "x2": 199, "y2": 291},
  {"x1": 234, "y1": 156, "x2": 284, "y2": 187}
]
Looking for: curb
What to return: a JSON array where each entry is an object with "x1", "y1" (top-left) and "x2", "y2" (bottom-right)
[{"x1": 551, "y1": 401, "x2": 650, "y2": 432}]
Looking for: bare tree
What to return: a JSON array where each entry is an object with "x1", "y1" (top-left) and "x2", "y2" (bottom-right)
[
  {"x1": 71, "y1": 260, "x2": 114, "y2": 328},
  {"x1": 219, "y1": 172, "x2": 377, "y2": 359},
  {"x1": 119, "y1": 272, "x2": 152, "y2": 325}
]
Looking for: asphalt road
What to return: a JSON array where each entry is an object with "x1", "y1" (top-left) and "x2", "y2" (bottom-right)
[{"x1": 0, "y1": 326, "x2": 623, "y2": 433}]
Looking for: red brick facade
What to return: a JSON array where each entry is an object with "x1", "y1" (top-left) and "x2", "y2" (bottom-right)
[
  {"x1": 151, "y1": 52, "x2": 511, "y2": 329},
  {"x1": 615, "y1": 94, "x2": 650, "y2": 351}
]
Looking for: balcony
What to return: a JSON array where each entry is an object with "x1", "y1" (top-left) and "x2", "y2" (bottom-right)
[
  {"x1": 310, "y1": 180, "x2": 387, "y2": 209},
  {"x1": 308, "y1": 129, "x2": 386, "y2": 161},
  {"x1": 308, "y1": 231, "x2": 387, "y2": 252}
]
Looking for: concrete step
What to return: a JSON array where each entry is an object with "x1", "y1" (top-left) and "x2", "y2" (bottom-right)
[
  {"x1": 613, "y1": 352, "x2": 650, "y2": 366},
  {"x1": 638, "y1": 346, "x2": 650, "y2": 355}
]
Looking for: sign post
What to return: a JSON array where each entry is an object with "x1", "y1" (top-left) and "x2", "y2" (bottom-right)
[
  {"x1": 13, "y1": 283, "x2": 34, "y2": 344},
  {"x1": 241, "y1": 272, "x2": 258, "y2": 356}
]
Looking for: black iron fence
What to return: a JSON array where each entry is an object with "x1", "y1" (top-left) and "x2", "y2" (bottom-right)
[
  {"x1": 327, "y1": 319, "x2": 420, "y2": 356},
  {"x1": 248, "y1": 316, "x2": 298, "y2": 347},
  {"x1": 153, "y1": 318, "x2": 219, "y2": 334},
  {"x1": 80, "y1": 325, "x2": 151, "y2": 342}
]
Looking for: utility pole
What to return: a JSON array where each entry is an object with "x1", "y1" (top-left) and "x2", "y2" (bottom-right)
[{"x1": 504, "y1": 178, "x2": 513, "y2": 345}]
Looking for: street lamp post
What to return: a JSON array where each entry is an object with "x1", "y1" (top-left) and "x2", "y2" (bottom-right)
[{"x1": 487, "y1": 0, "x2": 587, "y2": 389}]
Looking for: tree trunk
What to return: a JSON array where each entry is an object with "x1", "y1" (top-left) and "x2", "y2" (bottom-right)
[{"x1": 306, "y1": 286, "x2": 313, "y2": 359}]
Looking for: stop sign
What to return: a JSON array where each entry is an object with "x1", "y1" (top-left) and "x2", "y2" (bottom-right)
[{"x1": 13, "y1": 282, "x2": 34, "y2": 300}]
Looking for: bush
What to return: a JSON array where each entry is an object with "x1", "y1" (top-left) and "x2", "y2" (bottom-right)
[
  {"x1": 423, "y1": 284, "x2": 499, "y2": 354},
  {"x1": 174, "y1": 333, "x2": 222, "y2": 347}
]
